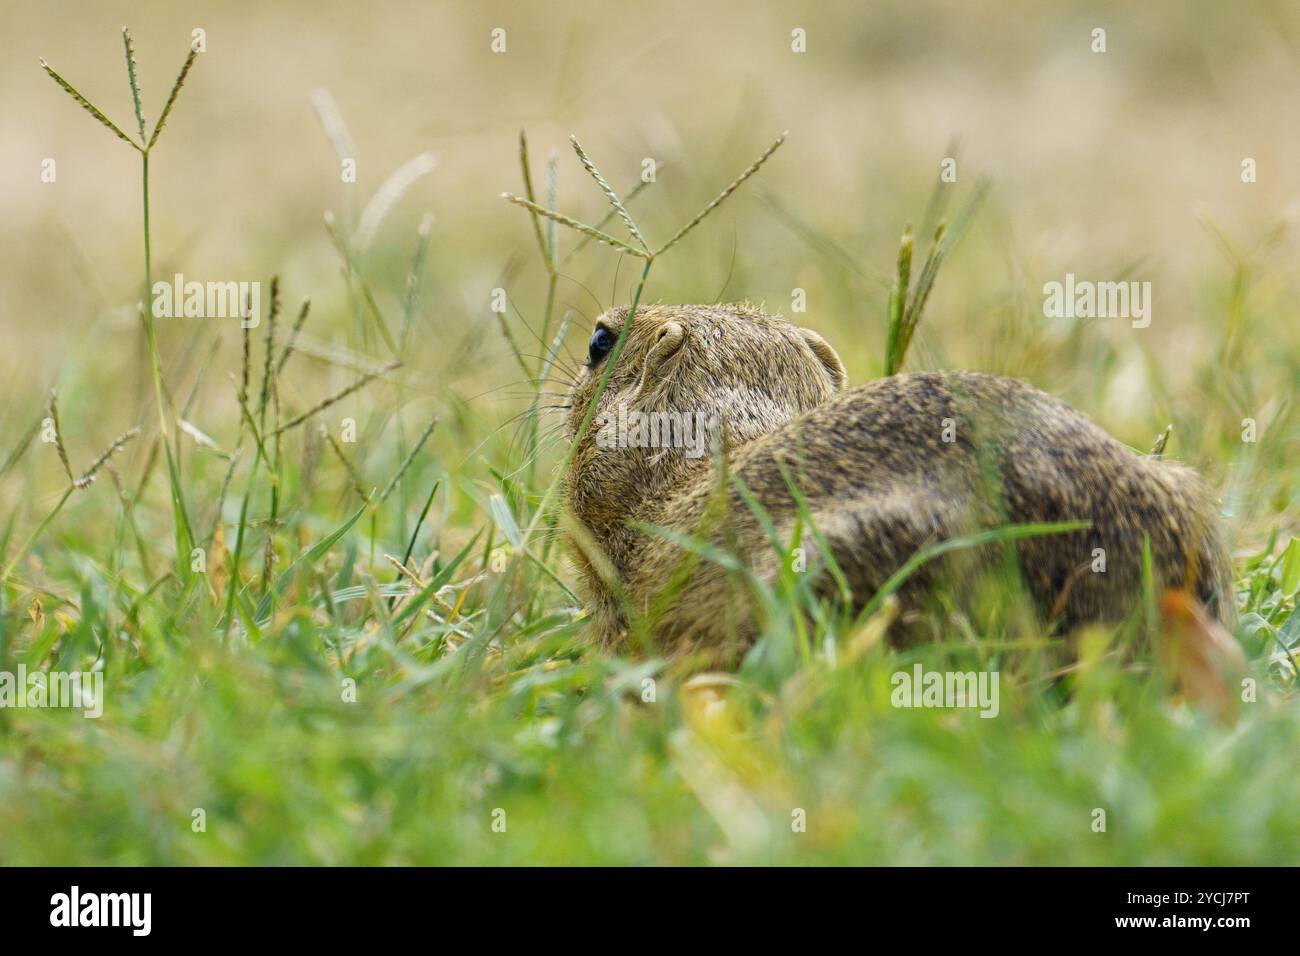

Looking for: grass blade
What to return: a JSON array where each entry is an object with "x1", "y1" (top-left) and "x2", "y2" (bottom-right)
[
  {"x1": 501, "y1": 194, "x2": 649, "y2": 258},
  {"x1": 570, "y1": 135, "x2": 649, "y2": 252},
  {"x1": 122, "y1": 27, "x2": 147, "y2": 144},
  {"x1": 399, "y1": 215, "x2": 433, "y2": 354},
  {"x1": 323, "y1": 212, "x2": 399, "y2": 353},
  {"x1": 147, "y1": 44, "x2": 198, "y2": 149},
  {"x1": 46, "y1": 390, "x2": 74, "y2": 486},
  {"x1": 401, "y1": 479, "x2": 441, "y2": 569},
  {"x1": 40, "y1": 59, "x2": 141, "y2": 151},
  {"x1": 518, "y1": 129, "x2": 553, "y2": 269},
  {"x1": 392, "y1": 528, "x2": 483, "y2": 627},
  {"x1": 0, "y1": 417, "x2": 41, "y2": 483},
  {"x1": 355, "y1": 152, "x2": 437, "y2": 254},
  {"x1": 257, "y1": 498, "x2": 372, "y2": 621},
  {"x1": 310, "y1": 87, "x2": 357, "y2": 170},
  {"x1": 276, "y1": 297, "x2": 313, "y2": 375},
  {"x1": 656, "y1": 132, "x2": 786, "y2": 256},
  {"x1": 74, "y1": 427, "x2": 141, "y2": 490},
  {"x1": 274, "y1": 360, "x2": 401, "y2": 435},
  {"x1": 884, "y1": 226, "x2": 914, "y2": 376},
  {"x1": 559, "y1": 176, "x2": 653, "y2": 266},
  {"x1": 858, "y1": 520, "x2": 1092, "y2": 622},
  {"x1": 1, "y1": 488, "x2": 73, "y2": 582},
  {"x1": 378, "y1": 415, "x2": 438, "y2": 504}
]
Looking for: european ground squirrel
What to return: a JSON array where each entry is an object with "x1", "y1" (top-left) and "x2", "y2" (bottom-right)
[{"x1": 562, "y1": 303, "x2": 1233, "y2": 656}]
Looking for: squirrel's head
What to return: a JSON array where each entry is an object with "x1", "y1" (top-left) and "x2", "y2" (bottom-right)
[{"x1": 562, "y1": 303, "x2": 846, "y2": 537}]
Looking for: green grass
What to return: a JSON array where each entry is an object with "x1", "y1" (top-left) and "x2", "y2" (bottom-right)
[
  {"x1": 2, "y1": 25, "x2": 1299, "y2": 866},
  {"x1": 2, "y1": 552, "x2": 1297, "y2": 865}
]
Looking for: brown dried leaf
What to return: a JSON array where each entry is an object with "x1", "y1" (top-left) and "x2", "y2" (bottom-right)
[{"x1": 1159, "y1": 588, "x2": 1248, "y2": 723}]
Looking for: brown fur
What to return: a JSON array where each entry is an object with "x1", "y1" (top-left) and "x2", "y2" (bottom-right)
[{"x1": 562, "y1": 303, "x2": 1234, "y2": 656}]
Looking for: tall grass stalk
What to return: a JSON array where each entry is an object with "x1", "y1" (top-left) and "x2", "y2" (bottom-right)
[
  {"x1": 1, "y1": 489, "x2": 72, "y2": 583},
  {"x1": 1, "y1": 394, "x2": 140, "y2": 582},
  {"x1": 883, "y1": 180, "x2": 988, "y2": 375},
  {"x1": 517, "y1": 130, "x2": 561, "y2": 499},
  {"x1": 40, "y1": 29, "x2": 200, "y2": 579},
  {"x1": 503, "y1": 132, "x2": 786, "y2": 554}
]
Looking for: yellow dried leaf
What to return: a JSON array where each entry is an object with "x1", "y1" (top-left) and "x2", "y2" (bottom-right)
[
  {"x1": 27, "y1": 595, "x2": 44, "y2": 630},
  {"x1": 209, "y1": 523, "x2": 229, "y2": 605}
]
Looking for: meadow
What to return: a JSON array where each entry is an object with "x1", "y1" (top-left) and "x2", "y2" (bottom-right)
[{"x1": 0, "y1": 1, "x2": 1297, "y2": 865}]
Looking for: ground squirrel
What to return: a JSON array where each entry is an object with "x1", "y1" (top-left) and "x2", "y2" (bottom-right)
[{"x1": 561, "y1": 303, "x2": 1233, "y2": 655}]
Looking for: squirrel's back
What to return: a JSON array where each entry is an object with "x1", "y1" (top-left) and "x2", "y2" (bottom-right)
[{"x1": 633, "y1": 370, "x2": 1233, "y2": 648}]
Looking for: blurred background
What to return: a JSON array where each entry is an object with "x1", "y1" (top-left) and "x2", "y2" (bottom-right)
[
  {"x1": 2, "y1": 0, "x2": 1297, "y2": 548},
  {"x1": 2, "y1": 0, "x2": 1299, "y2": 868}
]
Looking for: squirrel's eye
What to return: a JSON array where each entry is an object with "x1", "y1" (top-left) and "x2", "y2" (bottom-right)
[{"x1": 588, "y1": 327, "x2": 615, "y2": 366}]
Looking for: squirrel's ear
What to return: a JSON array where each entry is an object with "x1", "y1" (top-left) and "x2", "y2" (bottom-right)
[
  {"x1": 798, "y1": 328, "x2": 847, "y2": 390},
  {"x1": 636, "y1": 321, "x2": 685, "y2": 393}
]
